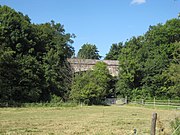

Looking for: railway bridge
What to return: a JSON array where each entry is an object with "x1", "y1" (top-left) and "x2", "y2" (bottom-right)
[{"x1": 67, "y1": 58, "x2": 119, "y2": 76}]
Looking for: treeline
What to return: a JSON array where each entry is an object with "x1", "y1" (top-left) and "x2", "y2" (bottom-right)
[
  {"x1": 0, "y1": 6, "x2": 179, "y2": 106},
  {"x1": 73, "y1": 17, "x2": 180, "y2": 102},
  {"x1": 0, "y1": 6, "x2": 75, "y2": 106},
  {"x1": 105, "y1": 19, "x2": 180, "y2": 100}
]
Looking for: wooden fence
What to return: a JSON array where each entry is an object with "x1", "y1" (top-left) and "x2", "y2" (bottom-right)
[
  {"x1": 105, "y1": 98, "x2": 180, "y2": 109},
  {"x1": 131, "y1": 98, "x2": 180, "y2": 108}
]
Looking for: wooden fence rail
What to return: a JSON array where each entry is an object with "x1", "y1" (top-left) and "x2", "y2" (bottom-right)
[{"x1": 131, "y1": 98, "x2": 180, "y2": 109}]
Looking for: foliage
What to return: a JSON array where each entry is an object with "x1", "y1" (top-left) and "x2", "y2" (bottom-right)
[
  {"x1": 23, "y1": 101, "x2": 77, "y2": 108},
  {"x1": 116, "y1": 36, "x2": 144, "y2": 98},
  {"x1": 0, "y1": 6, "x2": 74, "y2": 106},
  {"x1": 1, "y1": 5, "x2": 180, "y2": 106},
  {"x1": 77, "y1": 43, "x2": 101, "y2": 59},
  {"x1": 105, "y1": 42, "x2": 123, "y2": 60},
  {"x1": 70, "y1": 62, "x2": 111, "y2": 105},
  {"x1": 116, "y1": 18, "x2": 180, "y2": 99},
  {"x1": 162, "y1": 42, "x2": 180, "y2": 98}
]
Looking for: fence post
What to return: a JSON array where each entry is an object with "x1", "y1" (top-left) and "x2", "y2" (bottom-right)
[
  {"x1": 151, "y1": 112, "x2": 157, "y2": 135},
  {"x1": 125, "y1": 96, "x2": 128, "y2": 104},
  {"x1": 142, "y1": 99, "x2": 144, "y2": 105}
]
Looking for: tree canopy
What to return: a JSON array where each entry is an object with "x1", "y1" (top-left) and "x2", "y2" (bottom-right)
[
  {"x1": 0, "y1": 5, "x2": 180, "y2": 106},
  {"x1": 105, "y1": 42, "x2": 123, "y2": 60},
  {"x1": 70, "y1": 62, "x2": 111, "y2": 104},
  {"x1": 116, "y1": 18, "x2": 180, "y2": 99},
  {"x1": 0, "y1": 6, "x2": 74, "y2": 106},
  {"x1": 77, "y1": 43, "x2": 101, "y2": 59}
]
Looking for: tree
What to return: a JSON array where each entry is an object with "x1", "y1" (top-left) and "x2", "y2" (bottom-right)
[
  {"x1": 116, "y1": 37, "x2": 144, "y2": 99},
  {"x1": 0, "y1": 6, "x2": 43, "y2": 105},
  {"x1": 77, "y1": 43, "x2": 101, "y2": 59},
  {"x1": 141, "y1": 19, "x2": 180, "y2": 98},
  {"x1": 145, "y1": 19, "x2": 180, "y2": 45},
  {"x1": 38, "y1": 21, "x2": 74, "y2": 101},
  {"x1": 0, "y1": 48, "x2": 21, "y2": 105},
  {"x1": 105, "y1": 42, "x2": 123, "y2": 60},
  {"x1": 116, "y1": 18, "x2": 180, "y2": 100},
  {"x1": 70, "y1": 62, "x2": 111, "y2": 104},
  {"x1": 162, "y1": 42, "x2": 180, "y2": 98},
  {"x1": 0, "y1": 6, "x2": 75, "y2": 105}
]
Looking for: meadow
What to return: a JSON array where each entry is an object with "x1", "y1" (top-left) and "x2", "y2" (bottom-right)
[{"x1": 0, "y1": 105, "x2": 179, "y2": 135}]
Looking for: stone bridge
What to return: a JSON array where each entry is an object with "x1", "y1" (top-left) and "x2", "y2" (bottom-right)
[{"x1": 67, "y1": 58, "x2": 119, "y2": 76}]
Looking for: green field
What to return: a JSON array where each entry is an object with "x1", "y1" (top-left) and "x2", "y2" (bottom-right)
[{"x1": 0, "y1": 105, "x2": 179, "y2": 135}]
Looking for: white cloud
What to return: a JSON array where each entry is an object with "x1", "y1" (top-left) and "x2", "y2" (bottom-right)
[{"x1": 131, "y1": 0, "x2": 146, "y2": 5}]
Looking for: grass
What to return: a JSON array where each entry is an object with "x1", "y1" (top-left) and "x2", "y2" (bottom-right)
[
  {"x1": 0, "y1": 105, "x2": 179, "y2": 135},
  {"x1": 128, "y1": 103, "x2": 180, "y2": 110}
]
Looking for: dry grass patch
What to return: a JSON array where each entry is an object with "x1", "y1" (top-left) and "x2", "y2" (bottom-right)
[{"x1": 0, "y1": 105, "x2": 179, "y2": 135}]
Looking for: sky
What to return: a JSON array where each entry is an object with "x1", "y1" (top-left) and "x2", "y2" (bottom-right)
[{"x1": 0, "y1": 0, "x2": 180, "y2": 58}]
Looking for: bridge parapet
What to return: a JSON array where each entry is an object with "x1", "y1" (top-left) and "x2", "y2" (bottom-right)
[{"x1": 67, "y1": 58, "x2": 119, "y2": 76}]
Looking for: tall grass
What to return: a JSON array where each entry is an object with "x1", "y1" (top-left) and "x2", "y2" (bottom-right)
[
  {"x1": 170, "y1": 117, "x2": 180, "y2": 135},
  {"x1": 23, "y1": 102, "x2": 78, "y2": 108}
]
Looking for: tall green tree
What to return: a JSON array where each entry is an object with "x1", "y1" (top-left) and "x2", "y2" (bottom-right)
[
  {"x1": 77, "y1": 43, "x2": 101, "y2": 59},
  {"x1": 0, "y1": 5, "x2": 75, "y2": 105},
  {"x1": 105, "y1": 42, "x2": 123, "y2": 60},
  {"x1": 70, "y1": 62, "x2": 111, "y2": 104},
  {"x1": 0, "y1": 6, "x2": 43, "y2": 105},
  {"x1": 145, "y1": 19, "x2": 180, "y2": 45},
  {"x1": 116, "y1": 37, "x2": 144, "y2": 98},
  {"x1": 116, "y1": 18, "x2": 180, "y2": 99},
  {"x1": 37, "y1": 21, "x2": 74, "y2": 101},
  {"x1": 162, "y1": 42, "x2": 180, "y2": 98},
  {"x1": 0, "y1": 48, "x2": 21, "y2": 105}
]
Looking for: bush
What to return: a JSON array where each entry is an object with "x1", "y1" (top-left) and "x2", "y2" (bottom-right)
[{"x1": 50, "y1": 94, "x2": 63, "y2": 104}]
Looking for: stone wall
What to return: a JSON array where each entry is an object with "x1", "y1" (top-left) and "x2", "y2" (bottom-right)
[{"x1": 67, "y1": 58, "x2": 119, "y2": 76}]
